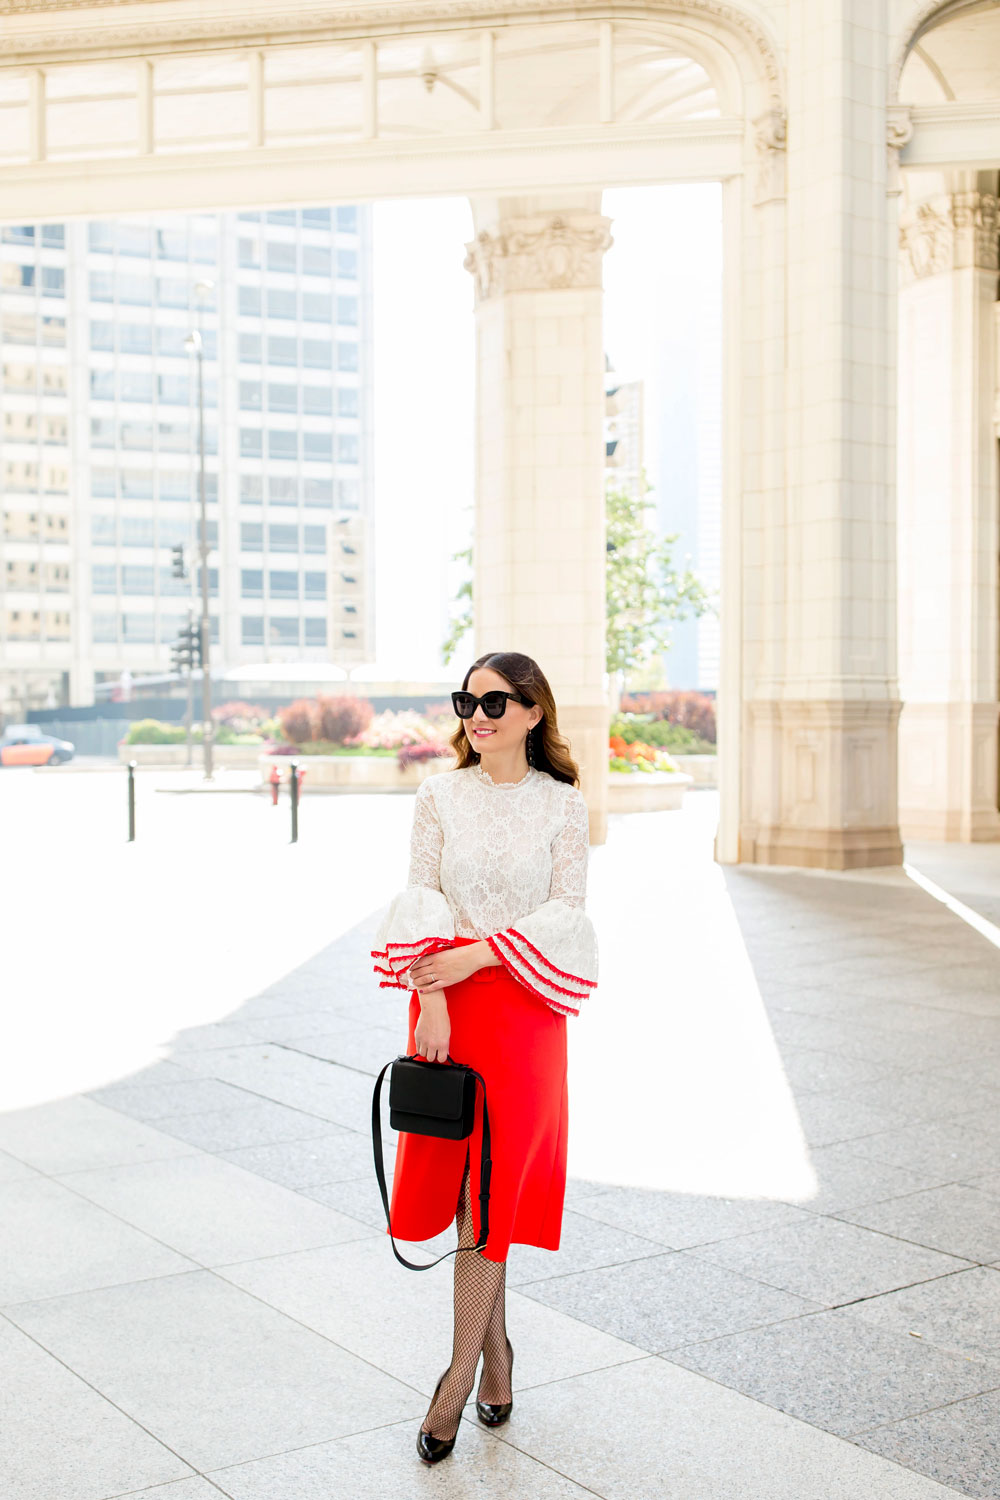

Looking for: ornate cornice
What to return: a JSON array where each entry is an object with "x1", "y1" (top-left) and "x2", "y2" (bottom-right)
[
  {"x1": 898, "y1": 190, "x2": 999, "y2": 282},
  {"x1": 0, "y1": 0, "x2": 785, "y2": 113},
  {"x1": 464, "y1": 212, "x2": 614, "y2": 302}
]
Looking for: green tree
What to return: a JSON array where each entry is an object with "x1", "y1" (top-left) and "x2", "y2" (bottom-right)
[
  {"x1": 441, "y1": 475, "x2": 717, "y2": 694},
  {"x1": 605, "y1": 474, "x2": 716, "y2": 707}
]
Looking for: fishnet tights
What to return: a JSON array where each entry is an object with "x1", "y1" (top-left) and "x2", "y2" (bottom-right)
[{"x1": 420, "y1": 1154, "x2": 512, "y2": 1442}]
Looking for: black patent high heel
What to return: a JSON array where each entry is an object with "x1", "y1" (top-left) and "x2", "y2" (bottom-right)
[
  {"x1": 476, "y1": 1337, "x2": 514, "y2": 1426},
  {"x1": 417, "y1": 1369, "x2": 458, "y2": 1464}
]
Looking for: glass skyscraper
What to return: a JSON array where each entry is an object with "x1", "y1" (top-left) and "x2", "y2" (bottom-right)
[{"x1": 0, "y1": 203, "x2": 372, "y2": 720}]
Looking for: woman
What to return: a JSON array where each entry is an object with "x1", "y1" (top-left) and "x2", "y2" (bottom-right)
[{"x1": 370, "y1": 650, "x2": 599, "y2": 1464}]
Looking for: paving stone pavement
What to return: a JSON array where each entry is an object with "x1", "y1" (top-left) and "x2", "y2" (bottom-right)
[{"x1": 3, "y1": 784, "x2": 1000, "y2": 1499}]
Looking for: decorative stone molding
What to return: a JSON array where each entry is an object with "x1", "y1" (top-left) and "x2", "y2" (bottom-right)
[
  {"x1": 464, "y1": 213, "x2": 614, "y2": 303},
  {"x1": 886, "y1": 104, "x2": 913, "y2": 199},
  {"x1": 899, "y1": 190, "x2": 1000, "y2": 283},
  {"x1": 0, "y1": 0, "x2": 785, "y2": 115},
  {"x1": 751, "y1": 107, "x2": 786, "y2": 205}
]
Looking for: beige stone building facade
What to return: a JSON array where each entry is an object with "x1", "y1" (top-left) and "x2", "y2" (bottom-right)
[{"x1": 0, "y1": 0, "x2": 998, "y2": 867}]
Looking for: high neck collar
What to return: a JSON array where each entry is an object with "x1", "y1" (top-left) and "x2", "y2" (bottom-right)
[{"x1": 472, "y1": 762, "x2": 536, "y2": 789}]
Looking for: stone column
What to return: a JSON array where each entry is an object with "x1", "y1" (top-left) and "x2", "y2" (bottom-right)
[
  {"x1": 896, "y1": 179, "x2": 1000, "y2": 841},
  {"x1": 464, "y1": 194, "x2": 612, "y2": 841},
  {"x1": 741, "y1": 4, "x2": 904, "y2": 869}
]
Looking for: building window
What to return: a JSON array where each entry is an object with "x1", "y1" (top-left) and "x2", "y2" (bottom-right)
[
  {"x1": 303, "y1": 339, "x2": 332, "y2": 369},
  {"x1": 90, "y1": 418, "x2": 115, "y2": 448},
  {"x1": 241, "y1": 569, "x2": 263, "y2": 598},
  {"x1": 239, "y1": 333, "x2": 262, "y2": 364},
  {"x1": 269, "y1": 570, "x2": 298, "y2": 599},
  {"x1": 156, "y1": 279, "x2": 189, "y2": 309},
  {"x1": 268, "y1": 430, "x2": 298, "y2": 461},
  {"x1": 336, "y1": 206, "x2": 358, "y2": 232},
  {"x1": 118, "y1": 274, "x2": 153, "y2": 306},
  {"x1": 268, "y1": 336, "x2": 297, "y2": 366},
  {"x1": 122, "y1": 613, "x2": 155, "y2": 642},
  {"x1": 303, "y1": 525, "x2": 327, "y2": 554},
  {"x1": 92, "y1": 469, "x2": 117, "y2": 498},
  {"x1": 269, "y1": 524, "x2": 298, "y2": 552},
  {"x1": 336, "y1": 295, "x2": 359, "y2": 327},
  {"x1": 337, "y1": 341, "x2": 359, "y2": 372},
  {"x1": 123, "y1": 324, "x2": 153, "y2": 355},
  {"x1": 121, "y1": 371, "x2": 154, "y2": 402},
  {"x1": 269, "y1": 476, "x2": 297, "y2": 506},
  {"x1": 239, "y1": 238, "x2": 261, "y2": 268},
  {"x1": 121, "y1": 517, "x2": 155, "y2": 547},
  {"x1": 88, "y1": 224, "x2": 114, "y2": 252},
  {"x1": 266, "y1": 289, "x2": 296, "y2": 320},
  {"x1": 267, "y1": 384, "x2": 297, "y2": 414},
  {"x1": 302, "y1": 293, "x2": 332, "y2": 322},
  {"x1": 242, "y1": 615, "x2": 264, "y2": 644},
  {"x1": 92, "y1": 564, "x2": 117, "y2": 594},
  {"x1": 304, "y1": 617, "x2": 328, "y2": 646},
  {"x1": 337, "y1": 387, "x2": 358, "y2": 418},
  {"x1": 336, "y1": 249, "x2": 358, "y2": 279},
  {"x1": 90, "y1": 321, "x2": 115, "y2": 350},
  {"x1": 304, "y1": 432, "x2": 332, "y2": 461},
  {"x1": 239, "y1": 381, "x2": 263, "y2": 411},
  {"x1": 92, "y1": 614, "x2": 118, "y2": 642},
  {"x1": 267, "y1": 242, "x2": 297, "y2": 273},
  {"x1": 239, "y1": 285, "x2": 262, "y2": 316},
  {"x1": 302, "y1": 208, "x2": 331, "y2": 228},
  {"x1": 155, "y1": 228, "x2": 187, "y2": 260},
  {"x1": 41, "y1": 267, "x2": 65, "y2": 297},
  {"x1": 304, "y1": 571, "x2": 326, "y2": 600},
  {"x1": 240, "y1": 475, "x2": 264, "y2": 503},
  {"x1": 270, "y1": 617, "x2": 300, "y2": 645},
  {"x1": 305, "y1": 478, "x2": 333, "y2": 507},
  {"x1": 303, "y1": 386, "x2": 332, "y2": 416},
  {"x1": 302, "y1": 245, "x2": 332, "y2": 276},
  {"x1": 122, "y1": 472, "x2": 155, "y2": 500},
  {"x1": 92, "y1": 515, "x2": 116, "y2": 545},
  {"x1": 337, "y1": 434, "x2": 359, "y2": 464},
  {"x1": 240, "y1": 428, "x2": 263, "y2": 458},
  {"x1": 240, "y1": 522, "x2": 264, "y2": 551},
  {"x1": 267, "y1": 210, "x2": 296, "y2": 226},
  {"x1": 89, "y1": 271, "x2": 115, "y2": 301}
]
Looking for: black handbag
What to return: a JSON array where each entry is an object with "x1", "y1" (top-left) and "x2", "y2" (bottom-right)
[{"x1": 371, "y1": 1053, "x2": 492, "y2": 1271}]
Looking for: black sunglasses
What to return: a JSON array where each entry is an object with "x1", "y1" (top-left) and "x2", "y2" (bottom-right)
[{"x1": 452, "y1": 690, "x2": 534, "y2": 720}]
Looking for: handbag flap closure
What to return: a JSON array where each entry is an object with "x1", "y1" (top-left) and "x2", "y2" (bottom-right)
[{"x1": 389, "y1": 1059, "x2": 469, "y2": 1121}]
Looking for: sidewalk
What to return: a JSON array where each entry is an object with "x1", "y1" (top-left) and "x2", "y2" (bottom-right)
[{"x1": 2, "y1": 784, "x2": 999, "y2": 1499}]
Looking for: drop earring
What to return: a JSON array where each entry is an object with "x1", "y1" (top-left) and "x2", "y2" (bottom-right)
[{"x1": 526, "y1": 726, "x2": 535, "y2": 767}]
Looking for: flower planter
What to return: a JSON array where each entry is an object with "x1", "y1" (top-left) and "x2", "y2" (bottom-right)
[
  {"x1": 668, "y1": 753, "x2": 717, "y2": 786},
  {"x1": 607, "y1": 769, "x2": 693, "y2": 812},
  {"x1": 258, "y1": 752, "x2": 454, "y2": 790}
]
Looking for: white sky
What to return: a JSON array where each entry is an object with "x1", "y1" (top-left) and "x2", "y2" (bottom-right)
[{"x1": 371, "y1": 186, "x2": 722, "y2": 682}]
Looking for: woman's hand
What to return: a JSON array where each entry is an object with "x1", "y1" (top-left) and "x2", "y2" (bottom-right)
[
  {"x1": 414, "y1": 995, "x2": 450, "y2": 1063},
  {"x1": 407, "y1": 945, "x2": 479, "y2": 995}
]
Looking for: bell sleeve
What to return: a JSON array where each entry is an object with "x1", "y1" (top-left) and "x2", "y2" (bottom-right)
[
  {"x1": 370, "y1": 776, "x2": 456, "y2": 990},
  {"x1": 485, "y1": 786, "x2": 598, "y2": 1017}
]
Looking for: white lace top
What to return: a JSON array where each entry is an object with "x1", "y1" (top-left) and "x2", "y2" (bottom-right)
[{"x1": 371, "y1": 763, "x2": 598, "y2": 1016}]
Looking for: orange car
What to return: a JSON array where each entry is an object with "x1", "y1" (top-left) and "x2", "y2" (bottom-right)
[{"x1": 0, "y1": 725, "x2": 75, "y2": 767}]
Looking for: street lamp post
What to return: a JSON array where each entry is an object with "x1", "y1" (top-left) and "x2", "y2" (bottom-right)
[{"x1": 185, "y1": 280, "x2": 215, "y2": 780}]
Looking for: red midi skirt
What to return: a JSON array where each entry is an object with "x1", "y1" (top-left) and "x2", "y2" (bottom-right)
[{"x1": 387, "y1": 935, "x2": 569, "y2": 1263}]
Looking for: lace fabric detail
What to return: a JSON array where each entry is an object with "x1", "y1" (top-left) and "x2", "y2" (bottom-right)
[{"x1": 371, "y1": 766, "x2": 598, "y2": 1014}]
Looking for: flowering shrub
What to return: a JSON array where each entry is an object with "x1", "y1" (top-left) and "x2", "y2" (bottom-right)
[
  {"x1": 619, "y1": 690, "x2": 716, "y2": 744},
  {"x1": 278, "y1": 699, "x2": 316, "y2": 745},
  {"x1": 608, "y1": 738, "x2": 677, "y2": 774},
  {"x1": 316, "y1": 694, "x2": 373, "y2": 744},
  {"x1": 351, "y1": 708, "x2": 446, "y2": 751},
  {"x1": 398, "y1": 742, "x2": 454, "y2": 769},
  {"x1": 212, "y1": 701, "x2": 269, "y2": 732}
]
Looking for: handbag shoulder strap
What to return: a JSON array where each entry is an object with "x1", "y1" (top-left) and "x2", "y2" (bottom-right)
[{"x1": 371, "y1": 1055, "x2": 492, "y2": 1273}]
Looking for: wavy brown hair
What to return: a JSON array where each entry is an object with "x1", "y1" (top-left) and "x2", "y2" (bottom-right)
[{"x1": 447, "y1": 651, "x2": 580, "y2": 788}]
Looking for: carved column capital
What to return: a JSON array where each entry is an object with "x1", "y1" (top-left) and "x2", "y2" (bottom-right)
[
  {"x1": 899, "y1": 190, "x2": 999, "y2": 283},
  {"x1": 886, "y1": 105, "x2": 913, "y2": 199},
  {"x1": 463, "y1": 212, "x2": 613, "y2": 304}
]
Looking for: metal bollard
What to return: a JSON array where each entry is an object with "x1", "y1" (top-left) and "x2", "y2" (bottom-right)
[
  {"x1": 290, "y1": 760, "x2": 299, "y2": 843},
  {"x1": 127, "y1": 759, "x2": 136, "y2": 842}
]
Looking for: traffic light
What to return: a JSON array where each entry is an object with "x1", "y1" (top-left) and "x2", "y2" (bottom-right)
[
  {"x1": 189, "y1": 619, "x2": 204, "y2": 669},
  {"x1": 171, "y1": 544, "x2": 187, "y2": 580},
  {"x1": 169, "y1": 621, "x2": 203, "y2": 674}
]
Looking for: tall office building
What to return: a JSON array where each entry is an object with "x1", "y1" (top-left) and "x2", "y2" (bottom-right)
[{"x1": 0, "y1": 204, "x2": 373, "y2": 721}]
